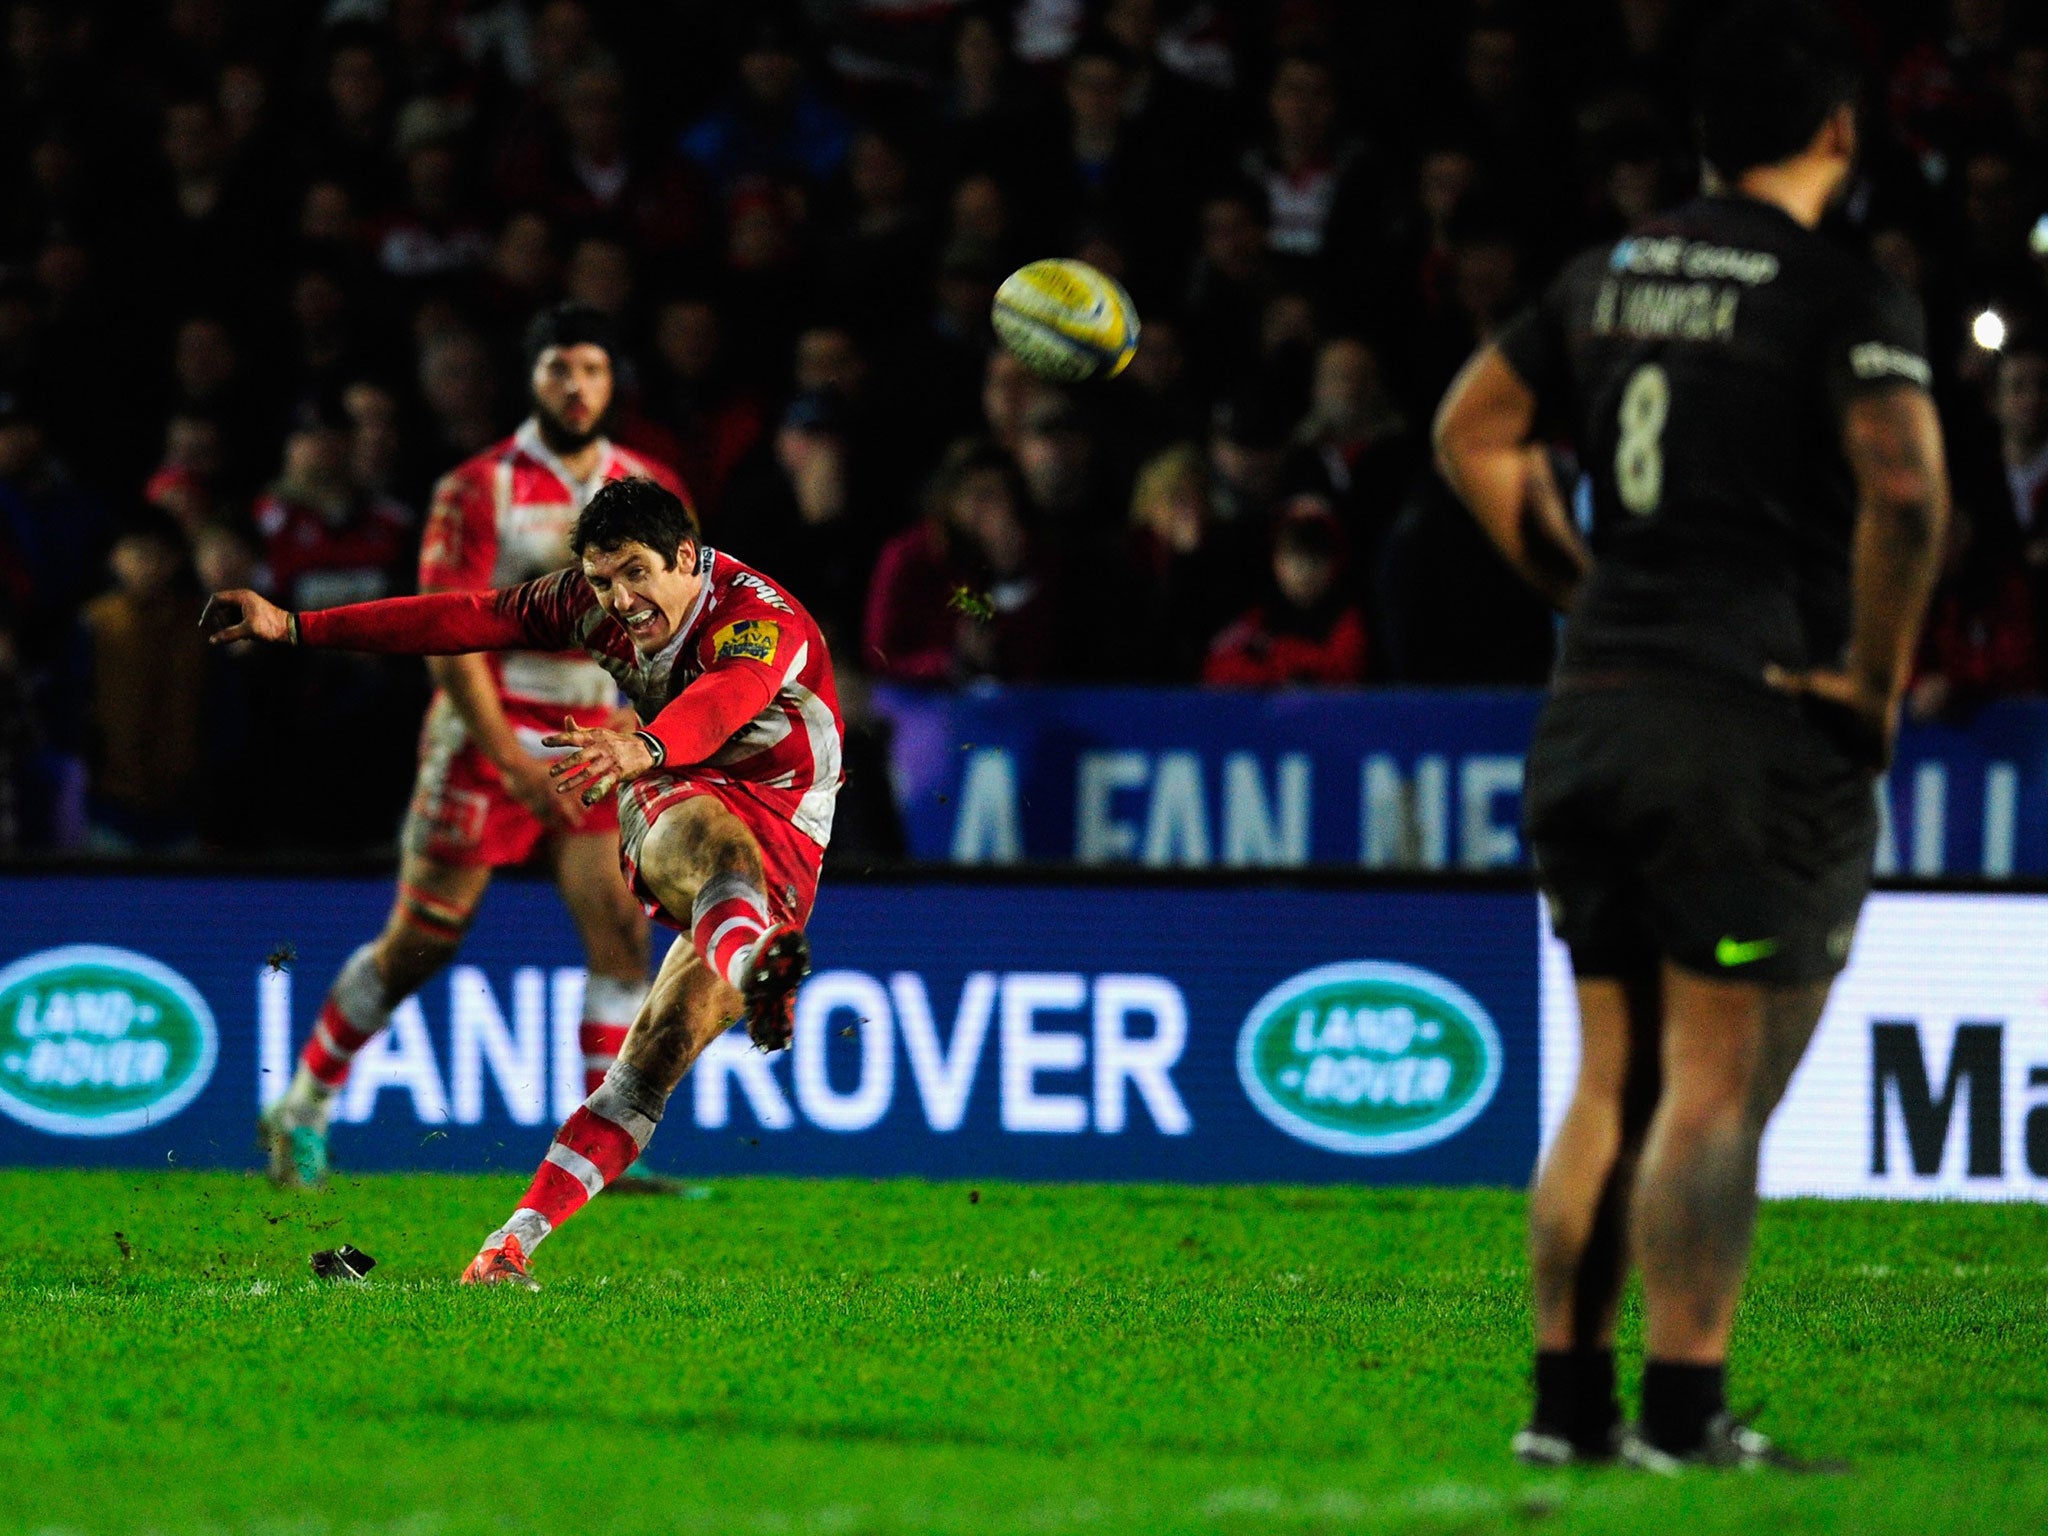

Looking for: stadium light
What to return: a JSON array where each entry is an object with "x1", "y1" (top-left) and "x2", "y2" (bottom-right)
[{"x1": 1972, "y1": 309, "x2": 2008, "y2": 352}]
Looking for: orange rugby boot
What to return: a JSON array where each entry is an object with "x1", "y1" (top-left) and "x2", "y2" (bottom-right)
[{"x1": 459, "y1": 1231, "x2": 541, "y2": 1290}]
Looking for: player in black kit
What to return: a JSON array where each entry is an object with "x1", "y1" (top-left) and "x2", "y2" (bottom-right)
[{"x1": 1434, "y1": 2, "x2": 1951, "y2": 1471}]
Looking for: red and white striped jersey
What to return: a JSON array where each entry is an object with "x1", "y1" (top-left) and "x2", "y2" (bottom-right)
[
  {"x1": 502, "y1": 548, "x2": 844, "y2": 847},
  {"x1": 419, "y1": 420, "x2": 688, "y2": 712}
]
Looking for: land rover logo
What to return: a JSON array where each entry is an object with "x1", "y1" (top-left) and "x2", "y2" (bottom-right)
[
  {"x1": 1236, "y1": 961, "x2": 1502, "y2": 1154},
  {"x1": 0, "y1": 945, "x2": 218, "y2": 1136}
]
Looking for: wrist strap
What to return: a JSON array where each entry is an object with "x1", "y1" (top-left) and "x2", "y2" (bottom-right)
[
  {"x1": 287, "y1": 612, "x2": 300, "y2": 646},
  {"x1": 635, "y1": 730, "x2": 666, "y2": 770}
]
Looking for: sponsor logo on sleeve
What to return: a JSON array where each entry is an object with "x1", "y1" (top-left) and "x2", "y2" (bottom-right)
[
  {"x1": 1236, "y1": 961, "x2": 1503, "y2": 1154},
  {"x1": 1850, "y1": 342, "x2": 1932, "y2": 388},
  {"x1": 0, "y1": 945, "x2": 219, "y2": 1136},
  {"x1": 712, "y1": 618, "x2": 781, "y2": 665}
]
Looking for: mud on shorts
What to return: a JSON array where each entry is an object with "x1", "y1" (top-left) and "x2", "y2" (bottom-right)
[
  {"x1": 1523, "y1": 678, "x2": 1880, "y2": 987},
  {"x1": 402, "y1": 694, "x2": 620, "y2": 867},
  {"x1": 618, "y1": 770, "x2": 825, "y2": 931}
]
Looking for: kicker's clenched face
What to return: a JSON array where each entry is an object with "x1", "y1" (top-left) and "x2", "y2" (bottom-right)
[
  {"x1": 583, "y1": 538, "x2": 702, "y2": 655},
  {"x1": 531, "y1": 343, "x2": 613, "y2": 450}
]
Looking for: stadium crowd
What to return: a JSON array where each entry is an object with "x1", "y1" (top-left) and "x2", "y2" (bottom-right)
[{"x1": 0, "y1": 0, "x2": 2045, "y2": 856}]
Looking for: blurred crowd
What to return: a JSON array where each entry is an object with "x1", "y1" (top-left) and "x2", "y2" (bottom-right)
[{"x1": 2, "y1": 0, "x2": 2047, "y2": 856}]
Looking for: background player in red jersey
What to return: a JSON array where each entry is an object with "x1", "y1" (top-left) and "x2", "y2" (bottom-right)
[
  {"x1": 256, "y1": 305, "x2": 689, "y2": 1188},
  {"x1": 207, "y1": 475, "x2": 843, "y2": 1286}
]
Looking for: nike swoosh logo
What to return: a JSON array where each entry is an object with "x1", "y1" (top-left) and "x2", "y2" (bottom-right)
[{"x1": 1715, "y1": 936, "x2": 1780, "y2": 967}]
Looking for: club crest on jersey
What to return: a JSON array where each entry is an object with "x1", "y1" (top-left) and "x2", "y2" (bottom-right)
[{"x1": 713, "y1": 618, "x2": 780, "y2": 665}]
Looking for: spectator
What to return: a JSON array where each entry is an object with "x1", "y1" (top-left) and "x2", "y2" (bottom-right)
[
  {"x1": 1239, "y1": 51, "x2": 1380, "y2": 277},
  {"x1": 302, "y1": 22, "x2": 394, "y2": 202},
  {"x1": 1121, "y1": 441, "x2": 1235, "y2": 680},
  {"x1": 1284, "y1": 336, "x2": 1418, "y2": 577},
  {"x1": 498, "y1": 59, "x2": 703, "y2": 253},
  {"x1": 723, "y1": 390, "x2": 872, "y2": 648},
  {"x1": 1911, "y1": 504, "x2": 2037, "y2": 721},
  {"x1": 413, "y1": 329, "x2": 500, "y2": 494},
  {"x1": 1999, "y1": 340, "x2": 2048, "y2": 547},
  {"x1": 0, "y1": 386, "x2": 109, "y2": 670},
  {"x1": 1184, "y1": 180, "x2": 1274, "y2": 396},
  {"x1": 647, "y1": 295, "x2": 765, "y2": 525},
  {"x1": 679, "y1": 14, "x2": 853, "y2": 202},
  {"x1": 1203, "y1": 497, "x2": 1368, "y2": 686},
  {"x1": 865, "y1": 438, "x2": 1058, "y2": 683},
  {"x1": 254, "y1": 397, "x2": 415, "y2": 611},
  {"x1": 376, "y1": 103, "x2": 492, "y2": 284},
  {"x1": 145, "y1": 413, "x2": 225, "y2": 537},
  {"x1": 77, "y1": 509, "x2": 205, "y2": 852}
]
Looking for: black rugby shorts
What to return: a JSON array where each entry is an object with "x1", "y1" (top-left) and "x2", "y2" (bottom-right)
[{"x1": 1523, "y1": 679, "x2": 1879, "y2": 986}]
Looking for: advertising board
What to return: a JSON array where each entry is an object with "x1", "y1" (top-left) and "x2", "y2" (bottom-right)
[
  {"x1": 874, "y1": 685, "x2": 2048, "y2": 878},
  {"x1": 0, "y1": 873, "x2": 1538, "y2": 1184},
  {"x1": 1539, "y1": 893, "x2": 2048, "y2": 1199}
]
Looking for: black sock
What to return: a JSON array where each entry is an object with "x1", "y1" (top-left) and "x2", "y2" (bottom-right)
[
  {"x1": 1532, "y1": 1349, "x2": 1619, "y2": 1449},
  {"x1": 1640, "y1": 1359, "x2": 1726, "y2": 1453}
]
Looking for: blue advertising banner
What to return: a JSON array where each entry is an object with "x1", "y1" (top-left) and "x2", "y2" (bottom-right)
[
  {"x1": 0, "y1": 874, "x2": 1540, "y2": 1184},
  {"x1": 872, "y1": 686, "x2": 2048, "y2": 878}
]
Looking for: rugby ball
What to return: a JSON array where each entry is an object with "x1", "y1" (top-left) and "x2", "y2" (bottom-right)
[{"x1": 991, "y1": 258, "x2": 1140, "y2": 382}]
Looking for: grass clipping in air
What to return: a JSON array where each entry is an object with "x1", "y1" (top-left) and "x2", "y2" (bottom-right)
[{"x1": 1, "y1": 1172, "x2": 2044, "y2": 1534}]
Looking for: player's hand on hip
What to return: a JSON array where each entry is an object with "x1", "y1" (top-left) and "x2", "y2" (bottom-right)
[
  {"x1": 200, "y1": 589, "x2": 293, "y2": 646},
  {"x1": 499, "y1": 750, "x2": 586, "y2": 830},
  {"x1": 1763, "y1": 663, "x2": 1898, "y2": 768},
  {"x1": 543, "y1": 716, "x2": 656, "y2": 808}
]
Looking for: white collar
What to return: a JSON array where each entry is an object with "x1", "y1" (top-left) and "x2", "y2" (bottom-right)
[{"x1": 515, "y1": 418, "x2": 611, "y2": 507}]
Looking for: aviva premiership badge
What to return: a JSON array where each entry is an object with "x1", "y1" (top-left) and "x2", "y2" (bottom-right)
[
  {"x1": 0, "y1": 945, "x2": 219, "y2": 1136},
  {"x1": 712, "y1": 618, "x2": 780, "y2": 665},
  {"x1": 1236, "y1": 962, "x2": 1502, "y2": 1155}
]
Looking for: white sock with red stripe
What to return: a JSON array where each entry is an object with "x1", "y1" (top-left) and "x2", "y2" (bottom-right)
[
  {"x1": 690, "y1": 873, "x2": 769, "y2": 990},
  {"x1": 578, "y1": 974, "x2": 648, "y2": 1096},
  {"x1": 489, "y1": 1062, "x2": 664, "y2": 1255},
  {"x1": 280, "y1": 945, "x2": 389, "y2": 1132}
]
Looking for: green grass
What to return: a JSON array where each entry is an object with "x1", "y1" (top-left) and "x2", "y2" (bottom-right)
[{"x1": 2, "y1": 1172, "x2": 2045, "y2": 1535}]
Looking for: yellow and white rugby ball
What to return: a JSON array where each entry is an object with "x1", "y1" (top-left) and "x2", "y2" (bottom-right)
[{"x1": 991, "y1": 258, "x2": 1140, "y2": 382}]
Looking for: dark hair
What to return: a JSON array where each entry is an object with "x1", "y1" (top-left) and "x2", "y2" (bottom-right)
[
  {"x1": 524, "y1": 301, "x2": 616, "y2": 368},
  {"x1": 570, "y1": 477, "x2": 702, "y2": 566},
  {"x1": 1693, "y1": 0, "x2": 1862, "y2": 179}
]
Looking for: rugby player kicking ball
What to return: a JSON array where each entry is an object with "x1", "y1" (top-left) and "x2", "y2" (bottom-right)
[{"x1": 207, "y1": 476, "x2": 841, "y2": 1287}]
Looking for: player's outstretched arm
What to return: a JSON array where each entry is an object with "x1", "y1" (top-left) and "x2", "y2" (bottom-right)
[
  {"x1": 202, "y1": 586, "x2": 543, "y2": 655},
  {"x1": 1766, "y1": 386, "x2": 1950, "y2": 765},
  {"x1": 1433, "y1": 345, "x2": 1592, "y2": 612}
]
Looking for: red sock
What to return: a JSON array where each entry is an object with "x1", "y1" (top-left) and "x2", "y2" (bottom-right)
[
  {"x1": 511, "y1": 1106, "x2": 640, "y2": 1233},
  {"x1": 579, "y1": 1022, "x2": 630, "y2": 1096},
  {"x1": 691, "y1": 874, "x2": 768, "y2": 989},
  {"x1": 578, "y1": 975, "x2": 645, "y2": 1096},
  {"x1": 299, "y1": 944, "x2": 391, "y2": 1090}
]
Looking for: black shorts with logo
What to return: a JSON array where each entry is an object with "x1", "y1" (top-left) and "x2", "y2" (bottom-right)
[{"x1": 1524, "y1": 679, "x2": 1879, "y2": 986}]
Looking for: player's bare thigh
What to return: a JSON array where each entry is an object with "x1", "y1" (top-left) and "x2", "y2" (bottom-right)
[
  {"x1": 617, "y1": 932, "x2": 739, "y2": 1097},
  {"x1": 635, "y1": 791, "x2": 768, "y2": 921},
  {"x1": 373, "y1": 849, "x2": 492, "y2": 996},
  {"x1": 547, "y1": 827, "x2": 649, "y2": 981}
]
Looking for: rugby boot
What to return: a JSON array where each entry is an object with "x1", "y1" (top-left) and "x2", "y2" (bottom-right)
[
  {"x1": 1620, "y1": 1415, "x2": 1843, "y2": 1475},
  {"x1": 258, "y1": 1103, "x2": 329, "y2": 1189},
  {"x1": 741, "y1": 922, "x2": 811, "y2": 1053},
  {"x1": 459, "y1": 1232, "x2": 541, "y2": 1290},
  {"x1": 1511, "y1": 1421, "x2": 1620, "y2": 1467}
]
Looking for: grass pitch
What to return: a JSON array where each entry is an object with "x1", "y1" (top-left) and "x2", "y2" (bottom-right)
[{"x1": 2, "y1": 1173, "x2": 2044, "y2": 1535}]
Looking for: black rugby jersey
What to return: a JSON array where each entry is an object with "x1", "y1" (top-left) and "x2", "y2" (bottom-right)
[{"x1": 1497, "y1": 194, "x2": 1930, "y2": 687}]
